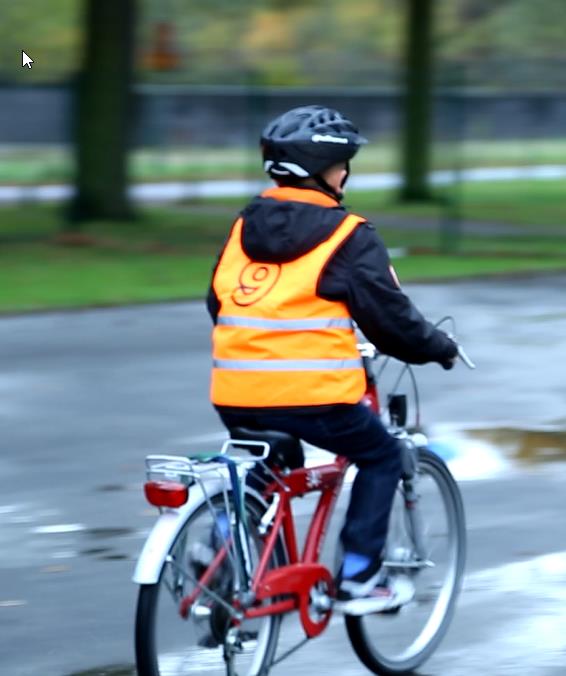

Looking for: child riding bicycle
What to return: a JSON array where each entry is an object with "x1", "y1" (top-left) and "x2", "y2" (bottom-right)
[{"x1": 207, "y1": 105, "x2": 457, "y2": 614}]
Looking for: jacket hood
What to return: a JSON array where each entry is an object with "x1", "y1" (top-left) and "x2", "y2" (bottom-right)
[{"x1": 240, "y1": 193, "x2": 347, "y2": 264}]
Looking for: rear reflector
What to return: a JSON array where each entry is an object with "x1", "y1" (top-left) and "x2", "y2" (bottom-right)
[{"x1": 144, "y1": 481, "x2": 188, "y2": 508}]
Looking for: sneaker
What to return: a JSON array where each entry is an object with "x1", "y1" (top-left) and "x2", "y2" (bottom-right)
[
  {"x1": 188, "y1": 541, "x2": 216, "y2": 579},
  {"x1": 189, "y1": 511, "x2": 233, "y2": 586},
  {"x1": 210, "y1": 511, "x2": 231, "y2": 549},
  {"x1": 336, "y1": 564, "x2": 415, "y2": 616},
  {"x1": 335, "y1": 555, "x2": 384, "y2": 600}
]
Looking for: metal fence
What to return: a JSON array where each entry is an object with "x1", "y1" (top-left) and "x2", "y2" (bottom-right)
[{"x1": 2, "y1": 84, "x2": 566, "y2": 147}]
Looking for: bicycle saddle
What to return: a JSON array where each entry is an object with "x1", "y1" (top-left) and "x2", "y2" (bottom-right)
[{"x1": 229, "y1": 427, "x2": 305, "y2": 470}]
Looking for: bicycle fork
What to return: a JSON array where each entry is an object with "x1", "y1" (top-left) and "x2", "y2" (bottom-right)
[
  {"x1": 402, "y1": 477, "x2": 429, "y2": 562},
  {"x1": 398, "y1": 437, "x2": 430, "y2": 564}
]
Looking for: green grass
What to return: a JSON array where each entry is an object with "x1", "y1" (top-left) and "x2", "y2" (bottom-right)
[
  {"x1": 2, "y1": 139, "x2": 566, "y2": 185},
  {"x1": 451, "y1": 180, "x2": 566, "y2": 228},
  {"x1": 1, "y1": 178, "x2": 566, "y2": 313},
  {"x1": 0, "y1": 246, "x2": 215, "y2": 313},
  {"x1": 2, "y1": 243, "x2": 564, "y2": 314},
  {"x1": 394, "y1": 255, "x2": 566, "y2": 280},
  {"x1": 347, "y1": 179, "x2": 566, "y2": 229}
]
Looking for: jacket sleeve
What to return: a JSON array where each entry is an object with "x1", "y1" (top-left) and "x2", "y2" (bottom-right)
[
  {"x1": 206, "y1": 283, "x2": 220, "y2": 325},
  {"x1": 206, "y1": 248, "x2": 225, "y2": 325},
  {"x1": 206, "y1": 229, "x2": 234, "y2": 325},
  {"x1": 318, "y1": 222, "x2": 458, "y2": 367}
]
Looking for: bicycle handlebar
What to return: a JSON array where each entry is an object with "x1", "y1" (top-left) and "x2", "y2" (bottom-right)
[{"x1": 357, "y1": 340, "x2": 476, "y2": 371}]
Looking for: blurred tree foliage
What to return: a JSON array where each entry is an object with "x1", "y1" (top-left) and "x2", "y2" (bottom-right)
[
  {"x1": 0, "y1": 0, "x2": 80, "y2": 82},
  {"x1": 437, "y1": 0, "x2": 566, "y2": 59},
  {"x1": 2, "y1": 0, "x2": 566, "y2": 88}
]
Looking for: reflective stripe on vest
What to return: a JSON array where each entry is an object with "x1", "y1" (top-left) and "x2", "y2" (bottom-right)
[
  {"x1": 213, "y1": 358, "x2": 363, "y2": 371},
  {"x1": 216, "y1": 316, "x2": 354, "y2": 330}
]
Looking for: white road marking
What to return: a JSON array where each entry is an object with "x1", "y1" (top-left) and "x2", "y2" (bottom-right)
[
  {"x1": 7, "y1": 515, "x2": 35, "y2": 524},
  {"x1": 0, "y1": 504, "x2": 25, "y2": 515},
  {"x1": 32, "y1": 523, "x2": 86, "y2": 534},
  {"x1": 50, "y1": 550, "x2": 78, "y2": 559},
  {"x1": 0, "y1": 600, "x2": 27, "y2": 608}
]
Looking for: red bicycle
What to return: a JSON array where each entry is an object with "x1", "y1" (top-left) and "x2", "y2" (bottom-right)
[{"x1": 134, "y1": 339, "x2": 470, "y2": 676}]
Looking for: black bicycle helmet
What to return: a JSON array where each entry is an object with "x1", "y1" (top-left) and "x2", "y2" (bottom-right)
[{"x1": 261, "y1": 105, "x2": 367, "y2": 198}]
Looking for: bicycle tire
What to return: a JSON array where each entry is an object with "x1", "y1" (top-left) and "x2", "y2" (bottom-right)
[
  {"x1": 345, "y1": 447, "x2": 466, "y2": 675},
  {"x1": 135, "y1": 489, "x2": 286, "y2": 676}
]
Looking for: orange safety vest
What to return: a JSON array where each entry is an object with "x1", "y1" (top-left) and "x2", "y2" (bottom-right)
[{"x1": 210, "y1": 188, "x2": 367, "y2": 408}]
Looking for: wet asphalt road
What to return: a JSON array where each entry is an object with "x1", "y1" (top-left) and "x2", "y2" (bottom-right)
[{"x1": 1, "y1": 275, "x2": 565, "y2": 676}]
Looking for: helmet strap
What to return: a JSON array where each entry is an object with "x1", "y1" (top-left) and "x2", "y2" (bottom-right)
[
  {"x1": 313, "y1": 161, "x2": 351, "y2": 202},
  {"x1": 313, "y1": 174, "x2": 344, "y2": 202},
  {"x1": 340, "y1": 162, "x2": 351, "y2": 189}
]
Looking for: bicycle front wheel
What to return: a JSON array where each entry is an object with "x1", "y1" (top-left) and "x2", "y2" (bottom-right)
[
  {"x1": 135, "y1": 491, "x2": 283, "y2": 676},
  {"x1": 345, "y1": 447, "x2": 466, "y2": 675}
]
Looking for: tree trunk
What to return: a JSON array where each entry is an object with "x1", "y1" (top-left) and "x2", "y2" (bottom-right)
[
  {"x1": 68, "y1": 0, "x2": 136, "y2": 227},
  {"x1": 399, "y1": 0, "x2": 434, "y2": 202}
]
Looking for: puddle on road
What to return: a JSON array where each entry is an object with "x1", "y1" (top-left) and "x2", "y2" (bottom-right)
[
  {"x1": 79, "y1": 546, "x2": 129, "y2": 560},
  {"x1": 442, "y1": 551, "x2": 566, "y2": 673},
  {"x1": 99, "y1": 553, "x2": 129, "y2": 561},
  {"x1": 466, "y1": 427, "x2": 566, "y2": 465},
  {"x1": 80, "y1": 547, "x2": 113, "y2": 556},
  {"x1": 465, "y1": 550, "x2": 566, "y2": 595},
  {"x1": 84, "y1": 527, "x2": 135, "y2": 539},
  {"x1": 28, "y1": 527, "x2": 137, "y2": 564},
  {"x1": 78, "y1": 530, "x2": 136, "y2": 561},
  {"x1": 95, "y1": 484, "x2": 126, "y2": 493},
  {"x1": 75, "y1": 526, "x2": 140, "y2": 561},
  {"x1": 430, "y1": 425, "x2": 566, "y2": 481},
  {"x1": 527, "y1": 311, "x2": 566, "y2": 322},
  {"x1": 64, "y1": 665, "x2": 135, "y2": 676}
]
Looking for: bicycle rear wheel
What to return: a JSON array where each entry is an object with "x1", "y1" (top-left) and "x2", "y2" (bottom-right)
[
  {"x1": 136, "y1": 491, "x2": 283, "y2": 676},
  {"x1": 345, "y1": 447, "x2": 466, "y2": 675}
]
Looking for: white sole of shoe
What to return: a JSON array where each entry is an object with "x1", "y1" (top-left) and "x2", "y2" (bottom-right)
[
  {"x1": 337, "y1": 568, "x2": 385, "y2": 598},
  {"x1": 335, "y1": 578, "x2": 415, "y2": 616}
]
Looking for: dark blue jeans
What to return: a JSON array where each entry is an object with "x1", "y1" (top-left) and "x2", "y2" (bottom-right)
[{"x1": 217, "y1": 403, "x2": 402, "y2": 561}]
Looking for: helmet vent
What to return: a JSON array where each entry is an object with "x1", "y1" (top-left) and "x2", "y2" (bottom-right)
[{"x1": 281, "y1": 121, "x2": 301, "y2": 137}]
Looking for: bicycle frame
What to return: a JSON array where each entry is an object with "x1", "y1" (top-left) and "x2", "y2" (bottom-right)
[
  {"x1": 246, "y1": 455, "x2": 349, "y2": 636},
  {"x1": 178, "y1": 455, "x2": 349, "y2": 638}
]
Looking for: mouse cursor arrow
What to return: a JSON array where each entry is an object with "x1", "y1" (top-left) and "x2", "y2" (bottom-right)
[{"x1": 22, "y1": 51, "x2": 33, "y2": 69}]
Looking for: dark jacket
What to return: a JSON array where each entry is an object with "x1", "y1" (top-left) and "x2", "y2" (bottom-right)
[{"x1": 207, "y1": 188, "x2": 457, "y2": 412}]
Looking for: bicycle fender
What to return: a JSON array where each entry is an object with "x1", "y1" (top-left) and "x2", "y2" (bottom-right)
[{"x1": 132, "y1": 478, "x2": 224, "y2": 585}]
